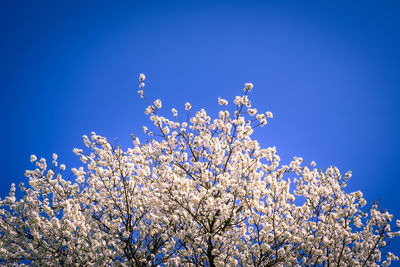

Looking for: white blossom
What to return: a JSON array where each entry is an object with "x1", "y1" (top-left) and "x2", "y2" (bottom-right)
[
  {"x1": 30, "y1": 154, "x2": 37, "y2": 163},
  {"x1": 218, "y1": 97, "x2": 228, "y2": 106},
  {"x1": 72, "y1": 148, "x2": 82, "y2": 155},
  {"x1": 162, "y1": 126, "x2": 170, "y2": 135},
  {"x1": 138, "y1": 90, "x2": 144, "y2": 98},
  {"x1": 0, "y1": 76, "x2": 397, "y2": 266},
  {"x1": 248, "y1": 108, "x2": 257, "y2": 116},
  {"x1": 244, "y1": 82, "x2": 253, "y2": 92},
  {"x1": 154, "y1": 99, "x2": 162, "y2": 109},
  {"x1": 171, "y1": 108, "x2": 178, "y2": 117}
]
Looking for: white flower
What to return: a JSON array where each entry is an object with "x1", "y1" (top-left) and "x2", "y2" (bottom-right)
[
  {"x1": 248, "y1": 108, "x2": 257, "y2": 116},
  {"x1": 185, "y1": 102, "x2": 191, "y2": 110},
  {"x1": 345, "y1": 171, "x2": 352, "y2": 180},
  {"x1": 218, "y1": 97, "x2": 228, "y2": 106},
  {"x1": 234, "y1": 96, "x2": 243, "y2": 106},
  {"x1": 139, "y1": 73, "x2": 146, "y2": 82},
  {"x1": 82, "y1": 135, "x2": 91, "y2": 147},
  {"x1": 172, "y1": 108, "x2": 178, "y2": 117},
  {"x1": 80, "y1": 156, "x2": 88, "y2": 163},
  {"x1": 138, "y1": 90, "x2": 144, "y2": 98},
  {"x1": 145, "y1": 105, "x2": 155, "y2": 115},
  {"x1": 154, "y1": 99, "x2": 162, "y2": 109},
  {"x1": 73, "y1": 148, "x2": 82, "y2": 155},
  {"x1": 30, "y1": 155, "x2": 37, "y2": 163},
  {"x1": 244, "y1": 82, "x2": 253, "y2": 92},
  {"x1": 266, "y1": 111, "x2": 273, "y2": 118},
  {"x1": 46, "y1": 170, "x2": 54, "y2": 179},
  {"x1": 162, "y1": 126, "x2": 170, "y2": 135},
  {"x1": 260, "y1": 119, "x2": 267, "y2": 126},
  {"x1": 139, "y1": 82, "x2": 145, "y2": 88},
  {"x1": 60, "y1": 164, "x2": 66, "y2": 171}
]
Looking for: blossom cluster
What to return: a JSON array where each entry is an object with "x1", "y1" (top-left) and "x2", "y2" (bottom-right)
[{"x1": 0, "y1": 74, "x2": 398, "y2": 266}]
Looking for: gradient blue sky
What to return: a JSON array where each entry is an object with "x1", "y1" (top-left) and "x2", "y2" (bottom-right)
[{"x1": 1, "y1": 0, "x2": 400, "y2": 257}]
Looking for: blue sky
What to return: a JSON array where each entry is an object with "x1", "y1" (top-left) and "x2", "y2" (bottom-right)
[{"x1": 1, "y1": 0, "x2": 400, "y2": 256}]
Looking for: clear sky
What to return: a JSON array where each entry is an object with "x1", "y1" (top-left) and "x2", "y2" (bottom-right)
[{"x1": 1, "y1": 0, "x2": 400, "y2": 257}]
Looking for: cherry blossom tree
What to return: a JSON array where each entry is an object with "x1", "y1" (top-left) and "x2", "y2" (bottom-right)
[{"x1": 0, "y1": 74, "x2": 399, "y2": 266}]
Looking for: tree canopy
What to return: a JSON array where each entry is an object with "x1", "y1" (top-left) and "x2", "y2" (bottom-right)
[{"x1": 0, "y1": 75, "x2": 399, "y2": 266}]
